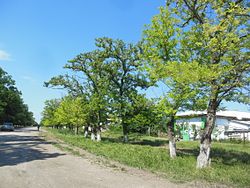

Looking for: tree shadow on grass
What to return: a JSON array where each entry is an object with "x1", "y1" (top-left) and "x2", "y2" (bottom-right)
[
  {"x1": 130, "y1": 139, "x2": 168, "y2": 147},
  {"x1": 211, "y1": 148, "x2": 250, "y2": 165},
  {"x1": 102, "y1": 136, "x2": 168, "y2": 147},
  {"x1": 101, "y1": 136, "x2": 124, "y2": 143},
  {"x1": 0, "y1": 135, "x2": 65, "y2": 167},
  {"x1": 177, "y1": 147, "x2": 250, "y2": 165}
]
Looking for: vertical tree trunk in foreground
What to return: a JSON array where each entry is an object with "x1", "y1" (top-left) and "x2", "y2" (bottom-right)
[
  {"x1": 167, "y1": 116, "x2": 176, "y2": 158},
  {"x1": 122, "y1": 121, "x2": 128, "y2": 143},
  {"x1": 197, "y1": 98, "x2": 217, "y2": 168}
]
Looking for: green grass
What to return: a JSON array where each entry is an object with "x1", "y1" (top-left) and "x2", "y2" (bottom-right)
[{"x1": 45, "y1": 128, "x2": 250, "y2": 188}]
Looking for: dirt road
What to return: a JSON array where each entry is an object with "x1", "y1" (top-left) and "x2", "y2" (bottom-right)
[{"x1": 0, "y1": 127, "x2": 188, "y2": 188}]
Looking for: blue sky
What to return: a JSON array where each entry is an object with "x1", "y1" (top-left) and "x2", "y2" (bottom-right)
[{"x1": 0, "y1": 0, "x2": 249, "y2": 122}]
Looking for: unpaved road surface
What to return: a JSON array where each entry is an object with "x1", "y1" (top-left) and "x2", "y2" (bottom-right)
[{"x1": 0, "y1": 127, "x2": 187, "y2": 188}]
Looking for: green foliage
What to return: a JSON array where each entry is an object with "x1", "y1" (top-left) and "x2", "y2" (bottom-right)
[
  {"x1": 44, "y1": 37, "x2": 151, "y2": 139},
  {"x1": 0, "y1": 67, "x2": 35, "y2": 125},
  {"x1": 55, "y1": 96, "x2": 89, "y2": 127},
  {"x1": 142, "y1": 6, "x2": 209, "y2": 150},
  {"x1": 41, "y1": 96, "x2": 90, "y2": 133},
  {"x1": 143, "y1": 6, "x2": 208, "y2": 116},
  {"x1": 41, "y1": 99, "x2": 61, "y2": 126},
  {"x1": 142, "y1": 1, "x2": 249, "y2": 161},
  {"x1": 45, "y1": 45, "x2": 110, "y2": 130},
  {"x1": 126, "y1": 95, "x2": 163, "y2": 135},
  {"x1": 143, "y1": 0, "x2": 250, "y2": 112},
  {"x1": 44, "y1": 74, "x2": 85, "y2": 96},
  {"x1": 158, "y1": 0, "x2": 249, "y2": 105},
  {"x1": 95, "y1": 37, "x2": 150, "y2": 137}
]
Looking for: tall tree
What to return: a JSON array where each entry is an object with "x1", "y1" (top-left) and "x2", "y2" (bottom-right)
[
  {"x1": 95, "y1": 37, "x2": 150, "y2": 142},
  {"x1": 143, "y1": 7, "x2": 207, "y2": 158},
  {"x1": 66, "y1": 49, "x2": 109, "y2": 141},
  {"x1": 143, "y1": 1, "x2": 249, "y2": 166},
  {"x1": 46, "y1": 49, "x2": 109, "y2": 141},
  {"x1": 45, "y1": 38, "x2": 150, "y2": 142}
]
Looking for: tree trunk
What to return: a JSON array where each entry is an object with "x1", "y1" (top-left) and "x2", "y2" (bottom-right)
[
  {"x1": 84, "y1": 130, "x2": 88, "y2": 137},
  {"x1": 148, "y1": 127, "x2": 151, "y2": 136},
  {"x1": 96, "y1": 111, "x2": 102, "y2": 142},
  {"x1": 91, "y1": 132, "x2": 95, "y2": 141},
  {"x1": 157, "y1": 130, "x2": 161, "y2": 137},
  {"x1": 90, "y1": 126, "x2": 96, "y2": 141},
  {"x1": 96, "y1": 126, "x2": 101, "y2": 142},
  {"x1": 123, "y1": 134, "x2": 128, "y2": 143},
  {"x1": 167, "y1": 116, "x2": 176, "y2": 158},
  {"x1": 84, "y1": 126, "x2": 88, "y2": 138},
  {"x1": 75, "y1": 126, "x2": 79, "y2": 135},
  {"x1": 96, "y1": 133, "x2": 101, "y2": 141},
  {"x1": 122, "y1": 121, "x2": 128, "y2": 143},
  {"x1": 197, "y1": 98, "x2": 217, "y2": 168}
]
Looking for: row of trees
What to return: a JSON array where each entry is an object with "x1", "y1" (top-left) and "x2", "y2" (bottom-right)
[
  {"x1": 0, "y1": 67, "x2": 35, "y2": 126},
  {"x1": 41, "y1": 94, "x2": 165, "y2": 139},
  {"x1": 41, "y1": 0, "x2": 249, "y2": 169},
  {"x1": 41, "y1": 38, "x2": 166, "y2": 140}
]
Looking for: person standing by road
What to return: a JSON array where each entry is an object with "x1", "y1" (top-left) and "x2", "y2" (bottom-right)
[{"x1": 37, "y1": 124, "x2": 41, "y2": 131}]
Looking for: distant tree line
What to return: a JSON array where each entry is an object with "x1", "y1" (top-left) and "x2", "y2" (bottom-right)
[{"x1": 0, "y1": 67, "x2": 35, "y2": 126}]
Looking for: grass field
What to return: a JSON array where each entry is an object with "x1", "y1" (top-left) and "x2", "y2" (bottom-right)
[{"x1": 44, "y1": 128, "x2": 250, "y2": 188}]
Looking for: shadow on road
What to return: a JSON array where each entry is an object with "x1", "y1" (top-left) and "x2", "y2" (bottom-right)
[
  {"x1": 14, "y1": 128, "x2": 39, "y2": 132},
  {"x1": 0, "y1": 134, "x2": 65, "y2": 167}
]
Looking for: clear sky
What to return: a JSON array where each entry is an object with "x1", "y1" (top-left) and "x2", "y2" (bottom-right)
[{"x1": 0, "y1": 0, "x2": 249, "y2": 122}]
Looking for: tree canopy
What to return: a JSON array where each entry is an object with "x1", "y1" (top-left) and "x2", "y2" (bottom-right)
[{"x1": 142, "y1": 0, "x2": 249, "y2": 166}]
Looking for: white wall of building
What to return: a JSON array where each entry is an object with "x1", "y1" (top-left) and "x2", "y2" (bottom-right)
[
  {"x1": 176, "y1": 116, "x2": 250, "y2": 141},
  {"x1": 216, "y1": 118, "x2": 229, "y2": 127},
  {"x1": 176, "y1": 117, "x2": 203, "y2": 127}
]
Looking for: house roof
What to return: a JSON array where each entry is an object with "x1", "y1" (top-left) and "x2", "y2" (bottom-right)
[
  {"x1": 231, "y1": 120, "x2": 250, "y2": 126},
  {"x1": 176, "y1": 110, "x2": 250, "y2": 120}
]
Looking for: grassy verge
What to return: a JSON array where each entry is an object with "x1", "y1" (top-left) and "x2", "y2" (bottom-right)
[{"x1": 44, "y1": 128, "x2": 250, "y2": 187}]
